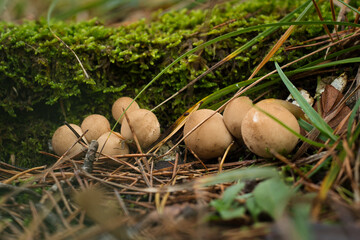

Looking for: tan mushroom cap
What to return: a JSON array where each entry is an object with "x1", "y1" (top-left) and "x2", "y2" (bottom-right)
[
  {"x1": 81, "y1": 114, "x2": 111, "y2": 142},
  {"x1": 121, "y1": 109, "x2": 160, "y2": 149},
  {"x1": 97, "y1": 132, "x2": 129, "y2": 160},
  {"x1": 183, "y1": 109, "x2": 233, "y2": 159},
  {"x1": 241, "y1": 100, "x2": 300, "y2": 158},
  {"x1": 52, "y1": 124, "x2": 87, "y2": 157},
  {"x1": 259, "y1": 98, "x2": 305, "y2": 119},
  {"x1": 112, "y1": 97, "x2": 140, "y2": 124},
  {"x1": 223, "y1": 96, "x2": 253, "y2": 139}
]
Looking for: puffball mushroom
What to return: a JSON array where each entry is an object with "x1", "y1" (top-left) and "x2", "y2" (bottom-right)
[
  {"x1": 260, "y1": 98, "x2": 305, "y2": 120},
  {"x1": 121, "y1": 109, "x2": 160, "y2": 149},
  {"x1": 81, "y1": 114, "x2": 111, "y2": 142},
  {"x1": 112, "y1": 97, "x2": 140, "y2": 124},
  {"x1": 52, "y1": 124, "x2": 87, "y2": 157},
  {"x1": 97, "y1": 132, "x2": 129, "y2": 159},
  {"x1": 223, "y1": 96, "x2": 253, "y2": 139},
  {"x1": 183, "y1": 109, "x2": 233, "y2": 159},
  {"x1": 241, "y1": 100, "x2": 300, "y2": 158}
]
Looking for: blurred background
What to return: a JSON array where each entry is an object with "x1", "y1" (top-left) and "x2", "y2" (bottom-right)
[{"x1": 0, "y1": 0, "x2": 218, "y2": 24}]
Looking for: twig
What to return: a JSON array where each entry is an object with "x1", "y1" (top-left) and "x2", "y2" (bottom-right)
[
  {"x1": 172, "y1": 153, "x2": 179, "y2": 180},
  {"x1": 49, "y1": 140, "x2": 98, "y2": 194},
  {"x1": 114, "y1": 190, "x2": 129, "y2": 216},
  {"x1": 218, "y1": 141, "x2": 234, "y2": 173},
  {"x1": 64, "y1": 121, "x2": 87, "y2": 145},
  {"x1": 2, "y1": 166, "x2": 45, "y2": 184},
  {"x1": 269, "y1": 149, "x2": 311, "y2": 183},
  {"x1": 82, "y1": 140, "x2": 98, "y2": 173},
  {"x1": 187, "y1": 148, "x2": 208, "y2": 171}
]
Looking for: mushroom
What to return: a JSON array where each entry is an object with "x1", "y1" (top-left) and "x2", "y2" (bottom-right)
[
  {"x1": 263, "y1": 98, "x2": 305, "y2": 119},
  {"x1": 112, "y1": 97, "x2": 140, "y2": 124},
  {"x1": 81, "y1": 114, "x2": 111, "y2": 142},
  {"x1": 97, "y1": 132, "x2": 129, "y2": 160},
  {"x1": 241, "y1": 100, "x2": 300, "y2": 158},
  {"x1": 121, "y1": 109, "x2": 160, "y2": 149},
  {"x1": 183, "y1": 109, "x2": 233, "y2": 159},
  {"x1": 223, "y1": 96, "x2": 253, "y2": 140},
  {"x1": 52, "y1": 124, "x2": 87, "y2": 157}
]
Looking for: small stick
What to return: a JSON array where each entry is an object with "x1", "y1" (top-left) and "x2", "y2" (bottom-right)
[
  {"x1": 49, "y1": 140, "x2": 98, "y2": 193},
  {"x1": 64, "y1": 121, "x2": 87, "y2": 144},
  {"x1": 114, "y1": 190, "x2": 129, "y2": 216},
  {"x1": 82, "y1": 140, "x2": 98, "y2": 173},
  {"x1": 218, "y1": 141, "x2": 234, "y2": 173},
  {"x1": 188, "y1": 148, "x2": 208, "y2": 171},
  {"x1": 50, "y1": 172, "x2": 73, "y2": 215},
  {"x1": 2, "y1": 166, "x2": 45, "y2": 184},
  {"x1": 171, "y1": 153, "x2": 179, "y2": 180},
  {"x1": 269, "y1": 149, "x2": 311, "y2": 183}
]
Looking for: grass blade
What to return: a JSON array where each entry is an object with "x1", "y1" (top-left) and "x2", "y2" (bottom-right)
[
  {"x1": 347, "y1": 97, "x2": 360, "y2": 141},
  {"x1": 249, "y1": 0, "x2": 313, "y2": 80},
  {"x1": 275, "y1": 62, "x2": 338, "y2": 141},
  {"x1": 337, "y1": 0, "x2": 360, "y2": 15},
  {"x1": 196, "y1": 167, "x2": 278, "y2": 187},
  {"x1": 254, "y1": 105, "x2": 327, "y2": 148}
]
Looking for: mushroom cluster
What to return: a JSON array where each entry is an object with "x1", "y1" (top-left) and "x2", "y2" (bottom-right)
[
  {"x1": 51, "y1": 93, "x2": 301, "y2": 162},
  {"x1": 51, "y1": 97, "x2": 161, "y2": 160},
  {"x1": 183, "y1": 97, "x2": 302, "y2": 159}
]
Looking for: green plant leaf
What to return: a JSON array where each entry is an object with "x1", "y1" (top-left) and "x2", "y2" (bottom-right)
[
  {"x1": 291, "y1": 200, "x2": 313, "y2": 240},
  {"x1": 222, "y1": 182, "x2": 245, "y2": 206},
  {"x1": 219, "y1": 207, "x2": 246, "y2": 220},
  {"x1": 246, "y1": 197, "x2": 262, "y2": 222},
  {"x1": 275, "y1": 62, "x2": 338, "y2": 142},
  {"x1": 253, "y1": 178, "x2": 294, "y2": 219},
  {"x1": 210, "y1": 182, "x2": 246, "y2": 220}
]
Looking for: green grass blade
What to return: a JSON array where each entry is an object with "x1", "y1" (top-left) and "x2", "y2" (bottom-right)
[
  {"x1": 196, "y1": 167, "x2": 278, "y2": 187},
  {"x1": 287, "y1": 57, "x2": 360, "y2": 75},
  {"x1": 300, "y1": 45, "x2": 360, "y2": 69},
  {"x1": 275, "y1": 62, "x2": 338, "y2": 142},
  {"x1": 202, "y1": 56, "x2": 360, "y2": 109},
  {"x1": 337, "y1": 0, "x2": 360, "y2": 15},
  {"x1": 298, "y1": 118, "x2": 330, "y2": 142},
  {"x1": 347, "y1": 97, "x2": 360, "y2": 141},
  {"x1": 350, "y1": 122, "x2": 360, "y2": 146}
]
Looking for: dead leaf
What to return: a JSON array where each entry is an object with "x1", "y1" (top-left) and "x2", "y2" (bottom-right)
[{"x1": 315, "y1": 84, "x2": 351, "y2": 134}]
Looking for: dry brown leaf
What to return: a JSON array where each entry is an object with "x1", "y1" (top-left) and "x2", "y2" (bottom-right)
[{"x1": 315, "y1": 84, "x2": 351, "y2": 133}]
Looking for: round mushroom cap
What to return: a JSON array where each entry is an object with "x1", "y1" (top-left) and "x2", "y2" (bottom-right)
[
  {"x1": 81, "y1": 114, "x2": 111, "y2": 142},
  {"x1": 97, "y1": 132, "x2": 129, "y2": 160},
  {"x1": 223, "y1": 96, "x2": 253, "y2": 139},
  {"x1": 112, "y1": 97, "x2": 140, "y2": 124},
  {"x1": 52, "y1": 124, "x2": 87, "y2": 157},
  {"x1": 259, "y1": 98, "x2": 305, "y2": 119},
  {"x1": 241, "y1": 100, "x2": 300, "y2": 158},
  {"x1": 183, "y1": 109, "x2": 233, "y2": 159},
  {"x1": 121, "y1": 109, "x2": 160, "y2": 149}
]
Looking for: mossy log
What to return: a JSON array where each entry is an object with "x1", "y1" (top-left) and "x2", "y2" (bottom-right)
[{"x1": 0, "y1": 0, "x2": 340, "y2": 167}]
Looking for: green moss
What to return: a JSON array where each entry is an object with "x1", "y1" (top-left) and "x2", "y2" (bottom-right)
[{"x1": 1, "y1": 0, "x2": 356, "y2": 167}]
